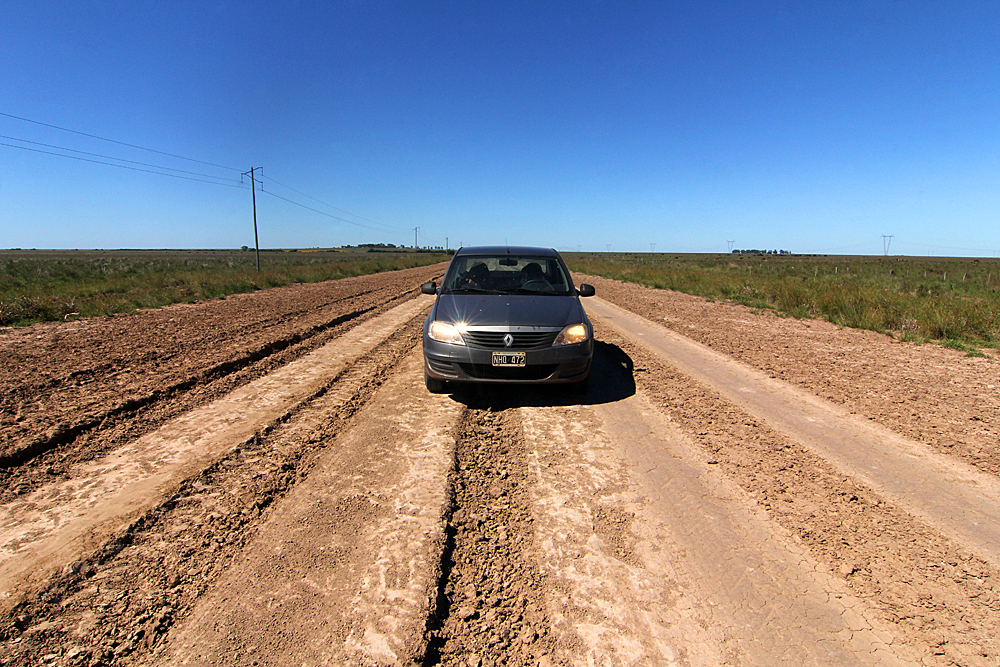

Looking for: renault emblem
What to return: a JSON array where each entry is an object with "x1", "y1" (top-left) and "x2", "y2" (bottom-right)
[{"x1": 503, "y1": 333, "x2": 514, "y2": 347}]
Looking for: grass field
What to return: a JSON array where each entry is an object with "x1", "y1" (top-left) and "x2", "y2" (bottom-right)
[
  {"x1": 564, "y1": 252, "x2": 1000, "y2": 353},
  {"x1": 0, "y1": 248, "x2": 449, "y2": 327}
]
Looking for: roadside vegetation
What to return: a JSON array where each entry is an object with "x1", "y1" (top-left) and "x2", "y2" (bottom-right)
[
  {"x1": 566, "y1": 253, "x2": 1000, "y2": 354},
  {"x1": 0, "y1": 248, "x2": 449, "y2": 326}
]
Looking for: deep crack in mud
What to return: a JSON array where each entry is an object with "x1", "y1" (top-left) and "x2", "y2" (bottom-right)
[{"x1": 425, "y1": 401, "x2": 557, "y2": 667}]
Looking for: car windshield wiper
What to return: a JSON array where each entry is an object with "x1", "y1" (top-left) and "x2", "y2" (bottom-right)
[{"x1": 444, "y1": 286, "x2": 496, "y2": 294}]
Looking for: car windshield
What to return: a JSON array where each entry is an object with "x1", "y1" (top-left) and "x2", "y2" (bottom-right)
[{"x1": 442, "y1": 255, "x2": 573, "y2": 296}]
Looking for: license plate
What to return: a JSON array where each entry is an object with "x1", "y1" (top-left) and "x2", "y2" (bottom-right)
[{"x1": 492, "y1": 351, "x2": 526, "y2": 367}]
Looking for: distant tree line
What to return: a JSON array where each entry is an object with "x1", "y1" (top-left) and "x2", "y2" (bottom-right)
[{"x1": 732, "y1": 249, "x2": 790, "y2": 255}]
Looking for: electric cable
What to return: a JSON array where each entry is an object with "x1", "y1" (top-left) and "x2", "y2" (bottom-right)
[
  {"x1": 2, "y1": 111, "x2": 444, "y2": 244},
  {"x1": 261, "y1": 174, "x2": 403, "y2": 232},
  {"x1": 0, "y1": 134, "x2": 242, "y2": 184},
  {"x1": 0, "y1": 142, "x2": 249, "y2": 188},
  {"x1": 261, "y1": 190, "x2": 402, "y2": 233},
  {"x1": 0, "y1": 111, "x2": 240, "y2": 171}
]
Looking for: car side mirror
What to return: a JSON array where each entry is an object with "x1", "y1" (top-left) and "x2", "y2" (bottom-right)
[
  {"x1": 577, "y1": 284, "x2": 595, "y2": 297},
  {"x1": 421, "y1": 281, "x2": 437, "y2": 295}
]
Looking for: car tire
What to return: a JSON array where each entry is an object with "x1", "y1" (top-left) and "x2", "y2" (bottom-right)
[{"x1": 425, "y1": 371, "x2": 448, "y2": 394}]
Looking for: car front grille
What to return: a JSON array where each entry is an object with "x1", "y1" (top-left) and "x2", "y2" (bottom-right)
[
  {"x1": 462, "y1": 331, "x2": 560, "y2": 350},
  {"x1": 459, "y1": 363, "x2": 558, "y2": 381}
]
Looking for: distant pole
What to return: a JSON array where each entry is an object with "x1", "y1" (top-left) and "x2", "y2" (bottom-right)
[
  {"x1": 881, "y1": 234, "x2": 894, "y2": 256},
  {"x1": 446, "y1": 237, "x2": 449, "y2": 251},
  {"x1": 413, "y1": 227, "x2": 419, "y2": 249},
  {"x1": 650, "y1": 242, "x2": 656, "y2": 253},
  {"x1": 243, "y1": 167, "x2": 262, "y2": 271},
  {"x1": 727, "y1": 240, "x2": 735, "y2": 253}
]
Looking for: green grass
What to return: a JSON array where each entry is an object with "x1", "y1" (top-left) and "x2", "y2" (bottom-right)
[
  {"x1": 564, "y1": 252, "x2": 1000, "y2": 352},
  {"x1": 0, "y1": 249, "x2": 449, "y2": 327}
]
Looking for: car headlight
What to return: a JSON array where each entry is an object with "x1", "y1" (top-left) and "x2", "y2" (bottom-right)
[
  {"x1": 553, "y1": 323, "x2": 589, "y2": 346},
  {"x1": 428, "y1": 321, "x2": 466, "y2": 345}
]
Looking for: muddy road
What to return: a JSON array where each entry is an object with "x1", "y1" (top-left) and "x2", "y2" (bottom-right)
[{"x1": 1, "y1": 266, "x2": 998, "y2": 666}]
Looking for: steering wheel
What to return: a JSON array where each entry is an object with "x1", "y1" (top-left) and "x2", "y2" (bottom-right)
[{"x1": 521, "y1": 279, "x2": 555, "y2": 292}]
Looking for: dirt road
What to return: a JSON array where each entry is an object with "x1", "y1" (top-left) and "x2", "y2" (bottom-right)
[{"x1": 1, "y1": 267, "x2": 998, "y2": 666}]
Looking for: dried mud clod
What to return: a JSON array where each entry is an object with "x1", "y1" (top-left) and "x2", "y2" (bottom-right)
[{"x1": 425, "y1": 403, "x2": 557, "y2": 667}]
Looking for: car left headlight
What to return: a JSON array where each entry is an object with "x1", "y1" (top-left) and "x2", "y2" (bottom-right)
[{"x1": 553, "y1": 323, "x2": 589, "y2": 346}]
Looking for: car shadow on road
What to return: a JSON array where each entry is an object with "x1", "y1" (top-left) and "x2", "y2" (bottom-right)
[{"x1": 447, "y1": 340, "x2": 636, "y2": 410}]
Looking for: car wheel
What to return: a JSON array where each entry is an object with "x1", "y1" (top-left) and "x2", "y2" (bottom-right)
[{"x1": 425, "y1": 371, "x2": 448, "y2": 394}]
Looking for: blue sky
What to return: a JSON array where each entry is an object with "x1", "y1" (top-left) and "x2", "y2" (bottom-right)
[{"x1": 2, "y1": 1, "x2": 998, "y2": 255}]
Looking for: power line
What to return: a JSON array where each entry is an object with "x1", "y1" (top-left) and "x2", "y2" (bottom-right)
[
  {"x1": 0, "y1": 111, "x2": 240, "y2": 171},
  {"x1": 260, "y1": 174, "x2": 452, "y2": 245},
  {"x1": 2, "y1": 136, "x2": 412, "y2": 239},
  {"x1": 260, "y1": 189, "x2": 403, "y2": 234},
  {"x1": 0, "y1": 134, "x2": 242, "y2": 184},
  {"x1": 2, "y1": 110, "x2": 429, "y2": 244},
  {"x1": 261, "y1": 174, "x2": 402, "y2": 232},
  {"x1": 897, "y1": 240, "x2": 999, "y2": 254},
  {"x1": 0, "y1": 141, "x2": 249, "y2": 188}
]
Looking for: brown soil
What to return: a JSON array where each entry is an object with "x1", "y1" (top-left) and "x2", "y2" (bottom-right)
[
  {"x1": 426, "y1": 405, "x2": 557, "y2": 666},
  {"x1": 0, "y1": 265, "x2": 445, "y2": 501},
  {"x1": 578, "y1": 274, "x2": 1000, "y2": 666},
  {"x1": 579, "y1": 274, "x2": 1000, "y2": 477},
  {"x1": 1, "y1": 266, "x2": 998, "y2": 666}
]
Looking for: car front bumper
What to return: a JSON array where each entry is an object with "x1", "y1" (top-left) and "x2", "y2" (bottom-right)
[{"x1": 423, "y1": 331, "x2": 593, "y2": 384}]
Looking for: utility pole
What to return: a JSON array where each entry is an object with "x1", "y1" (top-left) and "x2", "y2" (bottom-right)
[
  {"x1": 242, "y1": 167, "x2": 262, "y2": 271},
  {"x1": 882, "y1": 234, "x2": 894, "y2": 256},
  {"x1": 413, "y1": 227, "x2": 419, "y2": 249},
  {"x1": 446, "y1": 237, "x2": 449, "y2": 251},
  {"x1": 650, "y1": 243, "x2": 656, "y2": 253}
]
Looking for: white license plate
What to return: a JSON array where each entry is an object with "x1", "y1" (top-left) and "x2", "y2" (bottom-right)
[{"x1": 492, "y1": 351, "x2": 526, "y2": 367}]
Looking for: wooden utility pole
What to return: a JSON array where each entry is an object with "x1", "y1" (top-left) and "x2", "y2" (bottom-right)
[{"x1": 243, "y1": 167, "x2": 261, "y2": 271}]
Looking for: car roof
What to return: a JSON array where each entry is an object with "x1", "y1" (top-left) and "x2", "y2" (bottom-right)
[{"x1": 454, "y1": 245, "x2": 560, "y2": 257}]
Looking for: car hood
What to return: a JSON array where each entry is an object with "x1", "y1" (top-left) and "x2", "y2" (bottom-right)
[{"x1": 433, "y1": 293, "x2": 585, "y2": 329}]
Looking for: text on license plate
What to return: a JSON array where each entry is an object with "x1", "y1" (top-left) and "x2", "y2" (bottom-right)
[{"x1": 492, "y1": 351, "x2": 526, "y2": 367}]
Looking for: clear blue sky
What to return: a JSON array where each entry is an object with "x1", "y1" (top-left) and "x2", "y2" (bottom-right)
[{"x1": 2, "y1": 1, "x2": 998, "y2": 255}]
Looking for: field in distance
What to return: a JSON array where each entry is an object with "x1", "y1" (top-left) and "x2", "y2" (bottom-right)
[
  {"x1": 0, "y1": 247, "x2": 450, "y2": 327},
  {"x1": 565, "y1": 252, "x2": 1000, "y2": 354}
]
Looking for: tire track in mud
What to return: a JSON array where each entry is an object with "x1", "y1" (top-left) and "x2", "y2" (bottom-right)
[
  {"x1": 0, "y1": 315, "x2": 428, "y2": 667},
  {"x1": 425, "y1": 401, "x2": 557, "y2": 666},
  {"x1": 593, "y1": 322, "x2": 1000, "y2": 667},
  {"x1": 0, "y1": 287, "x2": 423, "y2": 504},
  {"x1": 1, "y1": 305, "x2": 376, "y2": 468}
]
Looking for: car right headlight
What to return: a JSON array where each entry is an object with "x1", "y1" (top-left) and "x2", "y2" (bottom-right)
[{"x1": 429, "y1": 321, "x2": 466, "y2": 345}]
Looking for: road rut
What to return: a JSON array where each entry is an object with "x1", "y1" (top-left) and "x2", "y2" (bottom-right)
[
  {"x1": 2, "y1": 270, "x2": 998, "y2": 667},
  {"x1": 586, "y1": 296, "x2": 1000, "y2": 569},
  {"x1": 0, "y1": 295, "x2": 433, "y2": 614}
]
